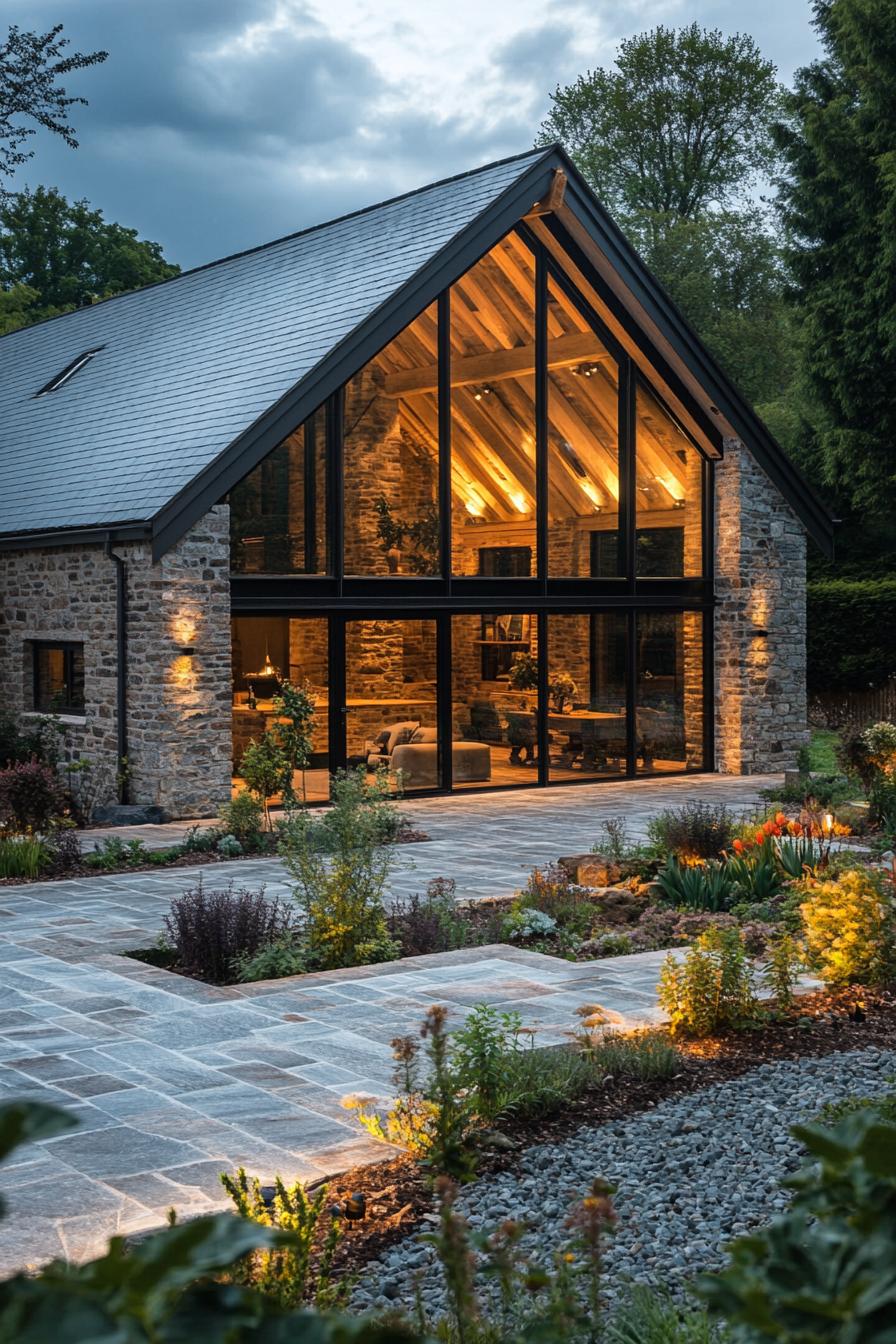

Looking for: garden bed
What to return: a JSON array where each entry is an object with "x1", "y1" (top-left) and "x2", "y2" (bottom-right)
[{"x1": 273, "y1": 986, "x2": 896, "y2": 1292}]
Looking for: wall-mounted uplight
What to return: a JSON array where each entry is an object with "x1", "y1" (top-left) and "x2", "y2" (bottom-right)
[
  {"x1": 176, "y1": 645, "x2": 196, "y2": 657},
  {"x1": 752, "y1": 628, "x2": 769, "y2": 639}
]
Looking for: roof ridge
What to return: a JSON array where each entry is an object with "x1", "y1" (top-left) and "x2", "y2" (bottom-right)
[{"x1": 0, "y1": 145, "x2": 556, "y2": 345}]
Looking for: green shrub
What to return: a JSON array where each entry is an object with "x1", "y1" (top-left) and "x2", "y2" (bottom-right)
[
  {"x1": 762, "y1": 929, "x2": 806, "y2": 1011},
  {"x1": 239, "y1": 733, "x2": 291, "y2": 829},
  {"x1": 586, "y1": 1030, "x2": 683, "y2": 1081},
  {"x1": 491, "y1": 1044, "x2": 597, "y2": 1120},
  {"x1": 234, "y1": 934, "x2": 306, "y2": 983},
  {"x1": 0, "y1": 709, "x2": 64, "y2": 769},
  {"x1": 655, "y1": 855, "x2": 738, "y2": 912},
  {"x1": 515, "y1": 863, "x2": 597, "y2": 935},
  {"x1": 800, "y1": 868, "x2": 896, "y2": 986},
  {"x1": 83, "y1": 836, "x2": 149, "y2": 870},
  {"x1": 281, "y1": 766, "x2": 406, "y2": 853},
  {"x1": 180, "y1": 824, "x2": 221, "y2": 854},
  {"x1": 700, "y1": 1111, "x2": 896, "y2": 1340},
  {"x1": 450, "y1": 1003, "x2": 524, "y2": 1120},
  {"x1": 217, "y1": 833, "x2": 243, "y2": 857},
  {"x1": 658, "y1": 927, "x2": 757, "y2": 1037},
  {"x1": 0, "y1": 833, "x2": 46, "y2": 879},
  {"x1": 723, "y1": 851, "x2": 784, "y2": 902},
  {"x1": 647, "y1": 801, "x2": 736, "y2": 859},
  {"x1": 220, "y1": 1166, "x2": 345, "y2": 1309},
  {"x1": 219, "y1": 792, "x2": 265, "y2": 848},
  {"x1": 607, "y1": 1287, "x2": 719, "y2": 1343},
  {"x1": 279, "y1": 770, "x2": 401, "y2": 970},
  {"x1": 807, "y1": 576, "x2": 896, "y2": 691}
]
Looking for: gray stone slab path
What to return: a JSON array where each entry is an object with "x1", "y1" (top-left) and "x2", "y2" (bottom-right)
[{"x1": 0, "y1": 774, "x2": 779, "y2": 1274}]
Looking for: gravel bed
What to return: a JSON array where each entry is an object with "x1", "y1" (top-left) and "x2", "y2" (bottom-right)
[{"x1": 350, "y1": 1045, "x2": 896, "y2": 1316}]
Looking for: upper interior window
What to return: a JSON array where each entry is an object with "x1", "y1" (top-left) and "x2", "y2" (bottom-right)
[
  {"x1": 34, "y1": 348, "x2": 103, "y2": 397},
  {"x1": 343, "y1": 303, "x2": 439, "y2": 576},
  {"x1": 228, "y1": 406, "x2": 328, "y2": 574},
  {"x1": 450, "y1": 233, "x2": 537, "y2": 575},
  {"x1": 635, "y1": 384, "x2": 703, "y2": 577}
]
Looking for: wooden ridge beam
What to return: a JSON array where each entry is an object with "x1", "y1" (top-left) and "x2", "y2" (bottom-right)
[
  {"x1": 383, "y1": 331, "x2": 611, "y2": 398},
  {"x1": 525, "y1": 169, "x2": 567, "y2": 217}
]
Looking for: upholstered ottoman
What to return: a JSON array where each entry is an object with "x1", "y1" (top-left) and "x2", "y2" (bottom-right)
[{"x1": 390, "y1": 740, "x2": 491, "y2": 788}]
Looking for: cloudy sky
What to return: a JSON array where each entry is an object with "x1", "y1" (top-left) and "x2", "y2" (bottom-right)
[{"x1": 8, "y1": 0, "x2": 821, "y2": 268}]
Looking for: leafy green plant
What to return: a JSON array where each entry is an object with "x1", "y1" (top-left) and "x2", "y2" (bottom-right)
[
  {"x1": 271, "y1": 680, "x2": 317, "y2": 804},
  {"x1": 180, "y1": 824, "x2": 221, "y2": 854},
  {"x1": 724, "y1": 852, "x2": 783, "y2": 903},
  {"x1": 502, "y1": 906, "x2": 558, "y2": 941},
  {"x1": 658, "y1": 927, "x2": 757, "y2": 1037},
  {"x1": 220, "y1": 1166, "x2": 346, "y2": 1310},
  {"x1": 451, "y1": 1004, "x2": 524, "y2": 1120},
  {"x1": 655, "y1": 855, "x2": 737, "y2": 912},
  {"x1": 699, "y1": 1111, "x2": 896, "y2": 1341},
  {"x1": 647, "y1": 801, "x2": 736, "y2": 859},
  {"x1": 774, "y1": 834, "x2": 824, "y2": 879},
  {"x1": 217, "y1": 833, "x2": 243, "y2": 857},
  {"x1": 606, "y1": 1287, "x2": 719, "y2": 1343},
  {"x1": 515, "y1": 863, "x2": 596, "y2": 935},
  {"x1": 279, "y1": 770, "x2": 400, "y2": 970},
  {"x1": 762, "y1": 930, "x2": 805, "y2": 1011},
  {"x1": 0, "y1": 833, "x2": 46, "y2": 878},
  {"x1": 234, "y1": 934, "x2": 306, "y2": 983},
  {"x1": 800, "y1": 868, "x2": 896, "y2": 987},
  {"x1": 219, "y1": 791, "x2": 265, "y2": 848},
  {"x1": 507, "y1": 650, "x2": 538, "y2": 691},
  {"x1": 239, "y1": 733, "x2": 291, "y2": 830},
  {"x1": 83, "y1": 835, "x2": 149, "y2": 871},
  {"x1": 585, "y1": 1029, "x2": 683, "y2": 1081}
]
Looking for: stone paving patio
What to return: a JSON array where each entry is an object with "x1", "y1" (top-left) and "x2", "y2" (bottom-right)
[{"x1": 0, "y1": 774, "x2": 778, "y2": 1273}]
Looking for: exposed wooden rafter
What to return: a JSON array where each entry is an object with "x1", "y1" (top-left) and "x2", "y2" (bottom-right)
[{"x1": 383, "y1": 331, "x2": 610, "y2": 398}]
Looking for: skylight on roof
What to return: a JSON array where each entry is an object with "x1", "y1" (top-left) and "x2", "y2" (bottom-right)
[{"x1": 34, "y1": 347, "x2": 104, "y2": 397}]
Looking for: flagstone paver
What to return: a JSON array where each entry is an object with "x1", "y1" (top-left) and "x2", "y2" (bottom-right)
[{"x1": 0, "y1": 774, "x2": 779, "y2": 1273}]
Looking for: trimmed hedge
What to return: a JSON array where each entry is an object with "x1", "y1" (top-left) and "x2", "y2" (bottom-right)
[{"x1": 807, "y1": 577, "x2": 896, "y2": 691}]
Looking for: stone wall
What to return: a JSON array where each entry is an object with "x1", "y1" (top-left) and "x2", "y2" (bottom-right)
[
  {"x1": 714, "y1": 438, "x2": 808, "y2": 774},
  {"x1": 0, "y1": 506, "x2": 232, "y2": 817}
]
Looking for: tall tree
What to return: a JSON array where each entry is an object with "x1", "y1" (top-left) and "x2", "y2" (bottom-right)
[
  {"x1": 538, "y1": 25, "x2": 790, "y2": 406},
  {"x1": 775, "y1": 0, "x2": 896, "y2": 521},
  {"x1": 0, "y1": 24, "x2": 107, "y2": 197},
  {"x1": 0, "y1": 186, "x2": 179, "y2": 326},
  {"x1": 539, "y1": 24, "x2": 782, "y2": 223}
]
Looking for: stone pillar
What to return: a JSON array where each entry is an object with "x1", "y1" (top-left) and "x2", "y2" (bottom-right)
[
  {"x1": 127, "y1": 505, "x2": 232, "y2": 816},
  {"x1": 714, "y1": 438, "x2": 808, "y2": 773}
]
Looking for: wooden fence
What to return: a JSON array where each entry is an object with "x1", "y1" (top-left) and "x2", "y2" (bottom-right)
[{"x1": 809, "y1": 681, "x2": 896, "y2": 732}]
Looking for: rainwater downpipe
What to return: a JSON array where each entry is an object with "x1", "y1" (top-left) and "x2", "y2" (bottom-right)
[{"x1": 104, "y1": 534, "x2": 129, "y2": 804}]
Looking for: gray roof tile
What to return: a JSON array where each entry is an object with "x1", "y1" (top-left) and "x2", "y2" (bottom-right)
[{"x1": 0, "y1": 149, "x2": 547, "y2": 537}]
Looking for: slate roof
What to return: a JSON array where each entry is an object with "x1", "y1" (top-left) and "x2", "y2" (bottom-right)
[
  {"x1": 0, "y1": 143, "x2": 834, "y2": 553},
  {"x1": 0, "y1": 147, "x2": 550, "y2": 539}
]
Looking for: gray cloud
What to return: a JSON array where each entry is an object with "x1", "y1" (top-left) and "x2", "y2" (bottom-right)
[{"x1": 5, "y1": 0, "x2": 821, "y2": 267}]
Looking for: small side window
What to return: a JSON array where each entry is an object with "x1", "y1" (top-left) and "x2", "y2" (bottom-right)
[{"x1": 32, "y1": 641, "x2": 85, "y2": 713}]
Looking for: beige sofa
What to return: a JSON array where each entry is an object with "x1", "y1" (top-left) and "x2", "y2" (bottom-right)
[{"x1": 391, "y1": 739, "x2": 491, "y2": 788}]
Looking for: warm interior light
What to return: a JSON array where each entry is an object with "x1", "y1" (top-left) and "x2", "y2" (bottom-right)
[
  {"x1": 823, "y1": 813, "x2": 834, "y2": 835},
  {"x1": 580, "y1": 480, "x2": 602, "y2": 510},
  {"x1": 465, "y1": 490, "x2": 485, "y2": 517},
  {"x1": 509, "y1": 491, "x2": 529, "y2": 514}
]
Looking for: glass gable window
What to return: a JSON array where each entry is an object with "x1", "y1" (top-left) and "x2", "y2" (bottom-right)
[
  {"x1": 229, "y1": 408, "x2": 328, "y2": 574},
  {"x1": 343, "y1": 303, "x2": 440, "y2": 576},
  {"x1": 450, "y1": 234, "x2": 537, "y2": 575},
  {"x1": 635, "y1": 384, "x2": 703, "y2": 577},
  {"x1": 546, "y1": 278, "x2": 621, "y2": 576}
]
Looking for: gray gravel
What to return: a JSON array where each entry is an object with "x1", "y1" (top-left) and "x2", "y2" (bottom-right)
[{"x1": 350, "y1": 1046, "x2": 896, "y2": 1316}]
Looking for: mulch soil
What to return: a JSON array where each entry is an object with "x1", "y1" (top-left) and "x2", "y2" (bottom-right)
[{"x1": 315, "y1": 986, "x2": 896, "y2": 1286}]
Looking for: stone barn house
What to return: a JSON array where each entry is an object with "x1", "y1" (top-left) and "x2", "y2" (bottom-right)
[{"x1": 0, "y1": 146, "x2": 833, "y2": 819}]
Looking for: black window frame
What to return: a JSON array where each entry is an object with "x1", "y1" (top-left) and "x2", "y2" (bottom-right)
[{"x1": 31, "y1": 640, "x2": 85, "y2": 714}]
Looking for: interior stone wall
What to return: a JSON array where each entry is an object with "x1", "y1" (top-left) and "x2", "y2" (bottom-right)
[
  {"x1": 714, "y1": 438, "x2": 808, "y2": 773},
  {"x1": 0, "y1": 506, "x2": 232, "y2": 818}
]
